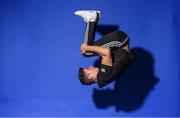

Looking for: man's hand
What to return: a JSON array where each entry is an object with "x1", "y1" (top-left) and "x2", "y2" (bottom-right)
[
  {"x1": 80, "y1": 43, "x2": 112, "y2": 66},
  {"x1": 80, "y1": 43, "x2": 89, "y2": 54}
]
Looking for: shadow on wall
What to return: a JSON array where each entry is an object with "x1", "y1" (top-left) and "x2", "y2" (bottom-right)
[{"x1": 92, "y1": 47, "x2": 160, "y2": 112}]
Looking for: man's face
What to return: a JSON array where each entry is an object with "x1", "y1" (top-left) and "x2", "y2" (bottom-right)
[{"x1": 83, "y1": 66, "x2": 99, "y2": 81}]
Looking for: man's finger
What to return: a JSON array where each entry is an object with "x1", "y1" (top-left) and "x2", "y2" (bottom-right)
[{"x1": 81, "y1": 51, "x2": 85, "y2": 54}]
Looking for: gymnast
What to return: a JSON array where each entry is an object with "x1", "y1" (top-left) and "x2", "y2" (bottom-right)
[{"x1": 75, "y1": 10, "x2": 134, "y2": 88}]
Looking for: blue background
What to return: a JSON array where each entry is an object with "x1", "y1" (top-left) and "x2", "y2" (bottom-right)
[{"x1": 0, "y1": 0, "x2": 180, "y2": 116}]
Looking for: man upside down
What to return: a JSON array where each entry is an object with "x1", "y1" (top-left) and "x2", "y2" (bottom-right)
[{"x1": 75, "y1": 10, "x2": 134, "y2": 88}]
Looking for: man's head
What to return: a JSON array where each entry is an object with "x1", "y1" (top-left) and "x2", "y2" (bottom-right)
[{"x1": 78, "y1": 66, "x2": 99, "y2": 85}]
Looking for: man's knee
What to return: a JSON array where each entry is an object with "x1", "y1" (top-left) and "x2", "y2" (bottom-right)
[{"x1": 113, "y1": 31, "x2": 128, "y2": 40}]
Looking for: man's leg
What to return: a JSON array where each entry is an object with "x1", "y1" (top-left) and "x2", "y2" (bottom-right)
[
  {"x1": 94, "y1": 31, "x2": 129, "y2": 49},
  {"x1": 75, "y1": 10, "x2": 100, "y2": 56},
  {"x1": 84, "y1": 22, "x2": 97, "y2": 45},
  {"x1": 75, "y1": 10, "x2": 129, "y2": 54}
]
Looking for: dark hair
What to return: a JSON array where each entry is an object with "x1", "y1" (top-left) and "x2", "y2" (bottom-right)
[{"x1": 78, "y1": 68, "x2": 95, "y2": 85}]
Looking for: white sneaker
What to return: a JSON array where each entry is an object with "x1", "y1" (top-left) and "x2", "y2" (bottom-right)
[{"x1": 75, "y1": 10, "x2": 101, "y2": 23}]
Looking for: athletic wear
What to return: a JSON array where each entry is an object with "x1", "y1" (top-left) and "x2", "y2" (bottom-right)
[
  {"x1": 82, "y1": 23, "x2": 130, "y2": 56},
  {"x1": 77, "y1": 11, "x2": 134, "y2": 88},
  {"x1": 94, "y1": 31, "x2": 129, "y2": 49},
  {"x1": 82, "y1": 22, "x2": 98, "y2": 56},
  {"x1": 75, "y1": 10, "x2": 101, "y2": 23},
  {"x1": 86, "y1": 23, "x2": 134, "y2": 88},
  {"x1": 75, "y1": 10, "x2": 100, "y2": 55},
  {"x1": 97, "y1": 48, "x2": 134, "y2": 88}
]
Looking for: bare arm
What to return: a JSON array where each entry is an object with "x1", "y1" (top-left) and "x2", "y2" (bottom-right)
[{"x1": 81, "y1": 44, "x2": 112, "y2": 66}]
